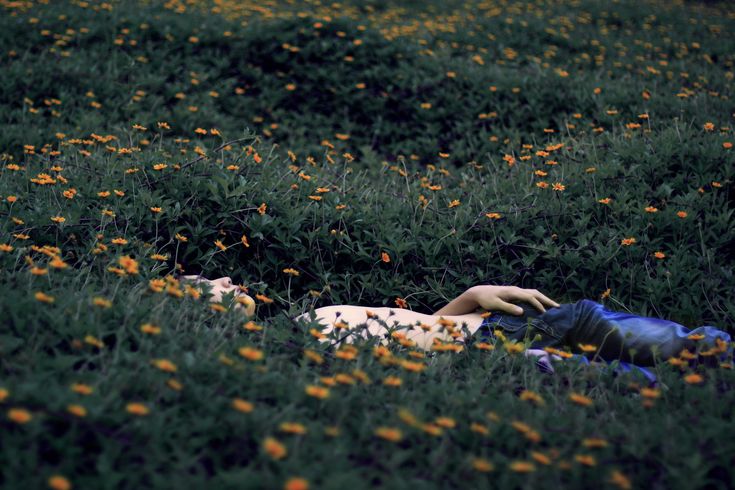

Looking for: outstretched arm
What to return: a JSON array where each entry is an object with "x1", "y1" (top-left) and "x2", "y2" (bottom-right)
[{"x1": 433, "y1": 285, "x2": 560, "y2": 316}]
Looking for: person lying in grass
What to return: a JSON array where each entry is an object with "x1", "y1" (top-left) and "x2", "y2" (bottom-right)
[{"x1": 182, "y1": 276, "x2": 733, "y2": 383}]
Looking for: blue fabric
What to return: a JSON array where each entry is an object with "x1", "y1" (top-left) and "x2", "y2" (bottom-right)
[{"x1": 476, "y1": 299, "x2": 733, "y2": 387}]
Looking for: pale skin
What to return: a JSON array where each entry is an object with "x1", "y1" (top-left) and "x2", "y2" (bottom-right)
[{"x1": 184, "y1": 277, "x2": 564, "y2": 372}]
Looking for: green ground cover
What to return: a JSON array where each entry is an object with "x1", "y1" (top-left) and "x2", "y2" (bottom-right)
[{"x1": 1, "y1": 0, "x2": 734, "y2": 488}]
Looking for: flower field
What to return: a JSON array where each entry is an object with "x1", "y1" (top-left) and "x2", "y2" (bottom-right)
[{"x1": 1, "y1": 0, "x2": 734, "y2": 488}]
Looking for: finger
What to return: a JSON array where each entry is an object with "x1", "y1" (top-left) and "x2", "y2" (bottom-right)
[
  {"x1": 533, "y1": 289, "x2": 561, "y2": 308},
  {"x1": 498, "y1": 301, "x2": 525, "y2": 315},
  {"x1": 525, "y1": 296, "x2": 546, "y2": 314}
]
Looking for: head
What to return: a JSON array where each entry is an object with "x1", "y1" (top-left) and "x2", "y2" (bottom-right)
[{"x1": 180, "y1": 275, "x2": 256, "y2": 317}]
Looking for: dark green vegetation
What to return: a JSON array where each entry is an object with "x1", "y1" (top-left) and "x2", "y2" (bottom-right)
[{"x1": 1, "y1": 0, "x2": 734, "y2": 489}]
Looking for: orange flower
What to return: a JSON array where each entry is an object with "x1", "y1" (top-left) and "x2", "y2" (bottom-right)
[
  {"x1": 569, "y1": 392, "x2": 593, "y2": 406},
  {"x1": 608, "y1": 469, "x2": 632, "y2": 490},
  {"x1": 472, "y1": 458, "x2": 495, "y2": 472},
  {"x1": 263, "y1": 437, "x2": 287, "y2": 460},
  {"x1": 279, "y1": 422, "x2": 307, "y2": 435},
  {"x1": 140, "y1": 323, "x2": 161, "y2": 335},
  {"x1": 574, "y1": 454, "x2": 597, "y2": 466},
  {"x1": 284, "y1": 477, "x2": 309, "y2": 490},
  {"x1": 257, "y1": 202, "x2": 267, "y2": 215},
  {"x1": 67, "y1": 404, "x2": 87, "y2": 417},
  {"x1": 683, "y1": 373, "x2": 704, "y2": 384},
  {"x1": 47, "y1": 475, "x2": 72, "y2": 490},
  {"x1": 509, "y1": 461, "x2": 536, "y2": 473},
  {"x1": 394, "y1": 297, "x2": 408, "y2": 308},
  {"x1": 582, "y1": 437, "x2": 609, "y2": 448},
  {"x1": 126, "y1": 402, "x2": 149, "y2": 415},
  {"x1": 7, "y1": 407, "x2": 32, "y2": 424},
  {"x1": 305, "y1": 385, "x2": 329, "y2": 399},
  {"x1": 70, "y1": 383, "x2": 93, "y2": 395},
  {"x1": 255, "y1": 293, "x2": 273, "y2": 304},
  {"x1": 530, "y1": 451, "x2": 552, "y2": 465},
  {"x1": 381, "y1": 251, "x2": 390, "y2": 263},
  {"x1": 374, "y1": 426, "x2": 402, "y2": 442},
  {"x1": 35, "y1": 291, "x2": 55, "y2": 304},
  {"x1": 230, "y1": 398, "x2": 254, "y2": 413},
  {"x1": 151, "y1": 359, "x2": 177, "y2": 372},
  {"x1": 238, "y1": 346, "x2": 264, "y2": 361}
]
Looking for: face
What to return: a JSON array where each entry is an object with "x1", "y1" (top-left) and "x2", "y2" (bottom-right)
[{"x1": 181, "y1": 275, "x2": 255, "y2": 316}]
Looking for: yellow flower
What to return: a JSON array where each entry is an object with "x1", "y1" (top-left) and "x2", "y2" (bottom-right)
[
  {"x1": 305, "y1": 385, "x2": 330, "y2": 399},
  {"x1": 0, "y1": 388, "x2": 8, "y2": 402},
  {"x1": 577, "y1": 343, "x2": 598, "y2": 352},
  {"x1": 608, "y1": 469, "x2": 632, "y2": 490},
  {"x1": 238, "y1": 346, "x2": 264, "y2": 361},
  {"x1": 151, "y1": 359, "x2": 177, "y2": 372},
  {"x1": 263, "y1": 437, "x2": 287, "y2": 460},
  {"x1": 530, "y1": 451, "x2": 552, "y2": 465},
  {"x1": 118, "y1": 255, "x2": 139, "y2": 274},
  {"x1": 67, "y1": 404, "x2": 87, "y2": 417},
  {"x1": 684, "y1": 373, "x2": 704, "y2": 384},
  {"x1": 50, "y1": 215, "x2": 66, "y2": 223},
  {"x1": 140, "y1": 323, "x2": 161, "y2": 335},
  {"x1": 509, "y1": 461, "x2": 536, "y2": 473},
  {"x1": 470, "y1": 422, "x2": 489, "y2": 435},
  {"x1": 111, "y1": 237, "x2": 128, "y2": 245},
  {"x1": 92, "y1": 297, "x2": 112, "y2": 308},
  {"x1": 166, "y1": 379, "x2": 183, "y2": 391},
  {"x1": 582, "y1": 437, "x2": 609, "y2": 448},
  {"x1": 574, "y1": 454, "x2": 597, "y2": 466},
  {"x1": 435, "y1": 417, "x2": 456, "y2": 429},
  {"x1": 279, "y1": 422, "x2": 307, "y2": 435},
  {"x1": 374, "y1": 427, "x2": 402, "y2": 442},
  {"x1": 569, "y1": 392, "x2": 593, "y2": 406},
  {"x1": 519, "y1": 389, "x2": 545, "y2": 406},
  {"x1": 383, "y1": 376, "x2": 402, "y2": 387},
  {"x1": 303, "y1": 349, "x2": 324, "y2": 364},
  {"x1": 214, "y1": 240, "x2": 227, "y2": 251},
  {"x1": 47, "y1": 475, "x2": 72, "y2": 490},
  {"x1": 284, "y1": 477, "x2": 309, "y2": 490},
  {"x1": 283, "y1": 268, "x2": 300, "y2": 276},
  {"x1": 7, "y1": 407, "x2": 32, "y2": 424},
  {"x1": 471, "y1": 458, "x2": 494, "y2": 472},
  {"x1": 504, "y1": 342, "x2": 524, "y2": 354},
  {"x1": 232, "y1": 398, "x2": 254, "y2": 413},
  {"x1": 126, "y1": 402, "x2": 149, "y2": 416},
  {"x1": 35, "y1": 291, "x2": 55, "y2": 303}
]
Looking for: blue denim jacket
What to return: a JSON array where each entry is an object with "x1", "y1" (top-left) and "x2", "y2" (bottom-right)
[{"x1": 475, "y1": 299, "x2": 733, "y2": 387}]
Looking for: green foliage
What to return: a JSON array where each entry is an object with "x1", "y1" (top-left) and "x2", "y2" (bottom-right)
[{"x1": 1, "y1": 0, "x2": 734, "y2": 489}]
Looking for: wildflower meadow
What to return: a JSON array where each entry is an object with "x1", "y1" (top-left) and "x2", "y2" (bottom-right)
[{"x1": 1, "y1": 0, "x2": 734, "y2": 488}]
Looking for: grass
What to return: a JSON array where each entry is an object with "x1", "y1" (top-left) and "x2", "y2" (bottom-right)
[{"x1": 1, "y1": 0, "x2": 734, "y2": 489}]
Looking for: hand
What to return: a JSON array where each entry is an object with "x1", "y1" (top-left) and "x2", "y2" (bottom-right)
[{"x1": 469, "y1": 285, "x2": 560, "y2": 316}]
